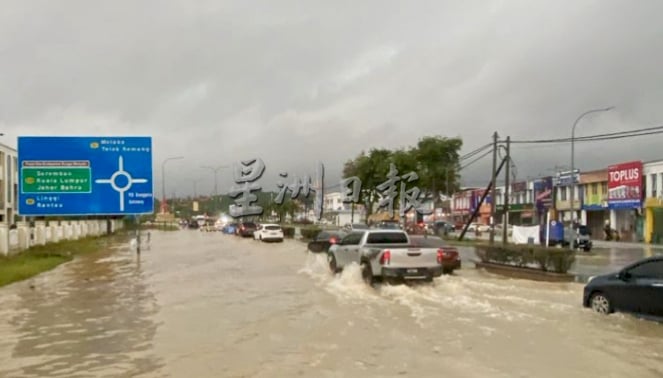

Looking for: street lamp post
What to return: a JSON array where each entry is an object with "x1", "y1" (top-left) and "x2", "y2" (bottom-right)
[
  {"x1": 192, "y1": 178, "x2": 203, "y2": 199},
  {"x1": 161, "y1": 156, "x2": 184, "y2": 213},
  {"x1": 201, "y1": 165, "x2": 229, "y2": 198},
  {"x1": 570, "y1": 106, "x2": 614, "y2": 244}
]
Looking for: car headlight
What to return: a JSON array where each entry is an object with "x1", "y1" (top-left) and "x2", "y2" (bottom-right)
[{"x1": 587, "y1": 275, "x2": 596, "y2": 283}]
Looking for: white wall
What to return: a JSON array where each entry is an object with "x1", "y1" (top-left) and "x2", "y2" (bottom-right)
[
  {"x1": 643, "y1": 160, "x2": 663, "y2": 199},
  {"x1": 0, "y1": 219, "x2": 125, "y2": 256}
]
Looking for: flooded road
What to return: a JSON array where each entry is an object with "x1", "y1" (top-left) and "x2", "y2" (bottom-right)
[{"x1": 1, "y1": 230, "x2": 662, "y2": 377}]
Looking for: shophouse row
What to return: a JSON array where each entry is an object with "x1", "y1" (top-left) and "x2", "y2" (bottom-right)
[{"x1": 451, "y1": 159, "x2": 663, "y2": 243}]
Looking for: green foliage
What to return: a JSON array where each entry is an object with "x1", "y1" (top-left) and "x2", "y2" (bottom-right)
[
  {"x1": 343, "y1": 148, "x2": 393, "y2": 218},
  {"x1": 282, "y1": 226, "x2": 295, "y2": 238},
  {"x1": 415, "y1": 136, "x2": 463, "y2": 202},
  {"x1": 342, "y1": 135, "x2": 463, "y2": 214},
  {"x1": 475, "y1": 245, "x2": 575, "y2": 274},
  {"x1": 300, "y1": 227, "x2": 322, "y2": 240}
]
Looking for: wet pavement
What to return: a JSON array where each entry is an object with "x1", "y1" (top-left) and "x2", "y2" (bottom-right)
[{"x1": 1, "y1": 230, "x2": 662, "y2": 377}]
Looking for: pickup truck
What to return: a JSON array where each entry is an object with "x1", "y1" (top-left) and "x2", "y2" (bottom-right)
[{"x1": 327, "y1": 229, "x2": 460, "y2": 285}]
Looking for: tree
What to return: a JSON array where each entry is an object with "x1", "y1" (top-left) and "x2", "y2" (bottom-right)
[
  {"x1": 414, "y1": 136, "x2": 462, "y2": 206},
  {"x1": 343, "y1": 148, "x2": 393, "y2": 218},
  {"x1": 390, "y1": 148, "x2": 418, "y2": 175}
]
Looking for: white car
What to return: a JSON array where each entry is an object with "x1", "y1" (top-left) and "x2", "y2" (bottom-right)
[
  {"x1": 477, "y1": 224, "x2": 491, "y2": 233},
  {"x1": 253, "y1": 223, "x2": 284, "y2": 242}
]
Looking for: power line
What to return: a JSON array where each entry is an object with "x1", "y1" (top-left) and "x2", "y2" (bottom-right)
[
  {"x1": 511, "y1": 125, "x2": 663, "y2": 144},
  {"x1": 460, "y1": 143, "x2": 492, "y2": 161},
  {"x1": 459, "y1": 149, "x2": 492, "y2": 171}
]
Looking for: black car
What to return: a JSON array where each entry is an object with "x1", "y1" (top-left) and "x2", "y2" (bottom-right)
[
  {"x1": 569, "y1": 226, "x2": 593, "y2": 252},
  {"x1": 236, "y1": 222, "x2": 257, "y2": 237},
  {"x1": 307, "y1": 231, "x2": 347, "y2": 253},
  {"x1": 583, "y1": 256, "x2": 663, "y2": 317},
  {"x1": 431, "y1": 221, "x2": 454, "y2": 236}
]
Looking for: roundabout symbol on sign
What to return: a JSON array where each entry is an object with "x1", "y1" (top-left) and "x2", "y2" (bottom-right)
[{"x1": 95, "y1": 156, "x2": 148, "y2": 211}]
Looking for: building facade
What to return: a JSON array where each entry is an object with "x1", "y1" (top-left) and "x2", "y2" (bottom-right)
[
  {"x1": 451, "y1": 188, "x2": 477, "y2": 225},
  {"x1": 606, "y1": 161, "x2": 643, "y2": 242},
  {"x1": 323, "y1": 191, "x2": 348, "y2": 211},
  {"x1": 643, "y1": 160, "x2": 663, "y2": 243},
  {"x1": 495, "y1": 181, "x2": 534, "y2": 225},
  {"x1": 0, "y1": 143, "x2": 18, "y2": 225},
  {"x1": 579, "y1": 169, "x2": 609, "y2": 237},
  {"x1": 554, "y1": 170, "x2": 582, "y2": 223}
]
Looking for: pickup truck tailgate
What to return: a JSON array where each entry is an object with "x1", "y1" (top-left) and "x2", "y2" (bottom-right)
[{"x1": 387, "y1": 247, "x2": 439, "y2": 268}]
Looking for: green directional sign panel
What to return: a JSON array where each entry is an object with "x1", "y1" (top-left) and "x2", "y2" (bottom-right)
[{"x1": 21, "y1": 161, "x2": 92, "y2": 194}]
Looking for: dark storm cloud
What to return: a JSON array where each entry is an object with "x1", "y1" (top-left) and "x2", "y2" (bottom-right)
[{"x1": 1, "y1": 0, "x2": 662, "y2": 196}]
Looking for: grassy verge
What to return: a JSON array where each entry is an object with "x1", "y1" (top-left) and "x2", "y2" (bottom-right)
[
  {"x1": 442, "y1": 236, "x2": 609, "y2": 254},
  {"x1": 441, "y1": 237, "x2": 489, "y2": 247},
  {"x1": 0, "y1": 235, "x2": 116, "y2": 288}
]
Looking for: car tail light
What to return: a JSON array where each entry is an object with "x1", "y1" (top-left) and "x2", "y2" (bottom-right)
[
  {"x1": 437, "y1": 249, "x2": 444, "y2": 264},
  {"x1": 380, "y1": 250, "x2": 391, "y2": 265},
  {"x1": 329, "y1": 236, "x2": 338, "y2": 244}
]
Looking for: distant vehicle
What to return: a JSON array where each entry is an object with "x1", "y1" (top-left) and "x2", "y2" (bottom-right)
[
  {"x1": 307, "y1": 230, "x2": 348, "y2": 253},
  {"x1": 222, "y1": 223, "x2": 238, "y2": 234},
  {"x1": 570, "y1": 225, "x2": 592, "y2": 251},
  {"x1": 253, "y1": 224, "x2": 284, "y2": 242},
  {"x1": 327, "y1": 229, "x2": 460, "y2": 285},
  {"x1": 540, "y1": 222, "x2": 592, "y2": 251},
  {"x1": 343, "y1": 223, "x2": 369, "y2": 231},
  {"x1": 405, "y1": 222, "x2": 427, "y2": 235},
  {"x1": 373, "y1": 221, "x2": 401, "y2": 230},
  {"x1": 431, "y1": 221, "x2": 454, "y2": 235},
  {"x1": 583, "y1": 256, "x2": 663, "y2": 318},
  {"x1": 477, "y1": 224, "x2": 491, "y2": 233},
  {"x1": 236, "y1": 222, "x2": 257, "y2": 237}
]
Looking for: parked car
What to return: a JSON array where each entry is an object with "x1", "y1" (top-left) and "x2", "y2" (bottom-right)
[
  {"x1": 307, "y1": 230, "x2": 348, "y2": 253},
  {"x1": 253, "y1": 223, "x2": 284, "y2": 242},
  {"x1": 540, "y1": 222, "x2": 592, "y2": 251},
  {"x1": 570, "y1": 225, "x2": 593, "y2": 251},
  {"x1": 583, "y1": 256, "x2": 663, "y2": 317},
  {"x1": 236, "y1": 222, "x2": 257, "y2": 237},
  {"x1": 327, "y1": 229, "x2": 460, "y2": 285}
]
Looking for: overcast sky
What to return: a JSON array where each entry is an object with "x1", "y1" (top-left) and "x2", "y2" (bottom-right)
[{"x1": 2, "y1": 0, "x2": 662, "y2": 198}]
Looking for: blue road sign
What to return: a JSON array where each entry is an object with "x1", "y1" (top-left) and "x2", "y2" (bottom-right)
[{"x1": 18, "y1": 136, "x2": 153, "y2": 216}]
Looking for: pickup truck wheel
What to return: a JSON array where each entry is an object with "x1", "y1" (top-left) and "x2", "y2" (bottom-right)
[
  {"x1": 360, "y1": 261, "x2": 374, "y2": 286},
  {"x1": 328, "y1": 254, "x2": 340, "y2": 274}
]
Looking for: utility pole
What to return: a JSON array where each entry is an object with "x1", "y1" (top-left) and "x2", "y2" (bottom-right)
[
  {"x1": 489, "y1": 132, "x2": 499, "y2": 244},
  {"x1": 502, "y1": 136, "x2": 511, "y2": 245}
]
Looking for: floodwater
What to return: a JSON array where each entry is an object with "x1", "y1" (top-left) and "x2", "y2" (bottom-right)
[{"x1": 1, "y1": 230, "x2": 662, "y2": 378}]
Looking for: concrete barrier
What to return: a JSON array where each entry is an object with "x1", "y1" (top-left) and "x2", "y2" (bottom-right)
[{"x1": 0, "y1": 218, "x2": 127, "y2": 256}]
